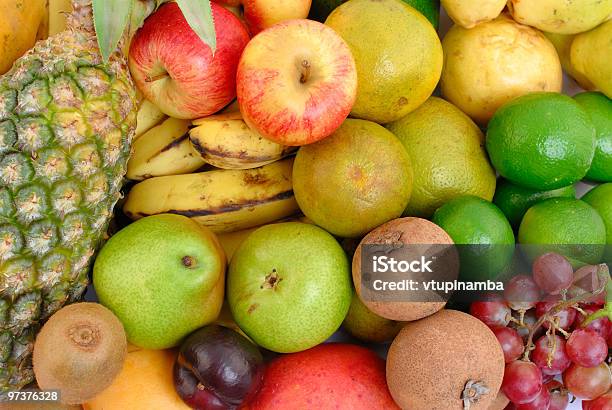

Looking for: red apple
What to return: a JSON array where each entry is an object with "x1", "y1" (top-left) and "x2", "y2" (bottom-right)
[
  {"x1": 129, "y1": 2, "x2": 250, "y2": 119},
  {"x1": 236, "y1": 19, "x2": 357, "y2": 146},
  {"x1": 244, "y1": 343, "x2": 399, "y2": 409},
  {"x1": 214, "y1": 0, "x2": 312, "y2": 34}
]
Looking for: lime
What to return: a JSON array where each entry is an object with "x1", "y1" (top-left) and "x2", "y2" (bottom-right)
[
  {"x1": 574, "y1": 92, "x2": 612, "y2": 182},
  {"x1": 325, "y1": 0, "x2": 442, "y2": 123},
  {"x1": 387, "y1": 97, "x2": 496, "y2": 218},
  {"x1": 432, "y1": 196, "x2": 515, "y2": 281},
  {"x1": 486, "y1": 92, "x2": 596, "y2": 190},
  {"x1": 518, "y1": 197, "x2": 606, "y2": 264},
  {"x1": 310, "y1": 0, "x2": 440, "y2": 28},
  {"x1": 493, "y1": 178, "x2": 576, "y2": 229},
  {"x1": 582, "y1": 183, "x2": 612, "y2": 262}
]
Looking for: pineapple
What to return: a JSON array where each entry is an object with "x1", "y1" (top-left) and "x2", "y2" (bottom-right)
[{"x1": 0, "y1": 0, "x2": 137, "y2": 391}]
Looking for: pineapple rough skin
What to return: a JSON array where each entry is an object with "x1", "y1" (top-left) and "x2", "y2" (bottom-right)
[{"x1": 0, "y1": 0, "x2": 137, "y2": 391}]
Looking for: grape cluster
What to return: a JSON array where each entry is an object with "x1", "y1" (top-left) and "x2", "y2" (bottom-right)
[{"x1": 469, "y1": 253, "x2": 611, "y2": 409}]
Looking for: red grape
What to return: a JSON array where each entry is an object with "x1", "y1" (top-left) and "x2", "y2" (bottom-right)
[
  {"x1": 571, "y1": 265, "x2": 607, "y2": 305},
  {"x1": 532, "y1": 334, "x2": 572, "y2": 376},
  {"x1": 502, "y1": 361, "x2": 543, "y2": 404},
  {"x1": 532, "y1": 253, "x2": 573, "y2": 295},
  {"x1": 516, "y1": 385, "x2": 550, "y2": 410},
  {"x1": 546, "y1": 380, "x2": 569, "y2": 410},
  {"x1": 563, "y1": 362, "x2": 612, "y2": 400},
  {"x1": 505, "y1": 275, "x2": 541, "y2": 311},
  {"x1": 493, "y1": 327, "x2": 525, "y2": 363},
  {"x1": 535, "y1": 296, "x2": 577, "y2": 330},
  {"x1": 470, "y1": 299, "x2": 511, "y2": 327},
  {"x1": 574, "y1": 305, "x2": 612, "y2": 340},
  {"x1": 567, "y1": 328, "x2": 608, "y2": 368},
  {"x1": 582, "y1": 390, "x2": 612, "y2": 410}
]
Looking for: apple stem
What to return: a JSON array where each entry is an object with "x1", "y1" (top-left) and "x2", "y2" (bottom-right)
[
  {"x1": 299, "y1": 59, "x2": 311, "y2": 84},
  {"x1": 145, "y1": 72, "x2": 170, "y2": 83}
]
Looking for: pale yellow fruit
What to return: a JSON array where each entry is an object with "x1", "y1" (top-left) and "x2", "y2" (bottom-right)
[
  {"x1": 49, "y1": 0, "x2": 72, "y2": 36},
  {"x1": 544, "y1": 32, "x2": 596, "y2": 90},
  {"x1": 83, "y1": 348, "x2": 190, "y2": 410},
  {"x1": 571, "y1": 19, "x2": 612, "y2": 98},
  {"x1": 508, "y1": 0, "x2": 612, "y2": 35},
  {"x1": 135, "y1": 99, "x2": 168, "y2": 139},
  {"x1": 441, "y1": 14, "x2": 562, "y2": 125},
  {"x1": 441, "y1": 0, "x2": 506, "y2": 28},
  {"x1": 0, "y1": 0, "x2": 48, "y2": 74}
]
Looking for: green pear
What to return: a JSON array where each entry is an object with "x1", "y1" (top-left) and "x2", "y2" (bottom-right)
[
  {"x1": 93, "y1": 214, "x2": 225, "y2": 349},
  {"x1": 228, "y1": 222, "x2": 351, "y2": 353},
  {"x1": 343, "y1": 292, "x2": 405, "y2": 343}
]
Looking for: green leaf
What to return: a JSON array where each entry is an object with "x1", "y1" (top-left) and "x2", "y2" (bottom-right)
[
  {"x1": 176, "y1": 0, "x2": 217, "y2": 53},
  {"x1": 93, "y1": 0, "x2": 133, "y2": 62}
]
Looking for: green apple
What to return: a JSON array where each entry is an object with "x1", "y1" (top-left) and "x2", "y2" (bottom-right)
[
  {"x1": 93, "y1": 214, "x2": 226, "y2": 349},
  {"x1": 228, "y1": 222, "x2": 351, "y2": 353},
  {"x1": 343, "y1": 292, "x2": 405, "y2": 343}
]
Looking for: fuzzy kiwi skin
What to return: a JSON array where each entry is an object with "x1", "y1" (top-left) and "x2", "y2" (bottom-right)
[
  {"x1": 33, "y1": 303, "x2": 127, "y2": 405},
  {"x1": 386, "y1": 309, "x2": 505, "y2": 410},
  {"x1": 352, "y1": 217, "x2": 456, "y2": 321}
]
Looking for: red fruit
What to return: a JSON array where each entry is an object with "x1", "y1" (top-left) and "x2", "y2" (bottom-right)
[
  {"x1": 546, "y1": 380, "x2": 569, "y2": 410},
  {"x1": 574, "y1": 305, "x2": 612, "y2": 340},
  {"x1": 582, "y1": 390, "x2": 612, "y2": 410},
  {"x1": 570, "y1": 265, "x2": 607, "y2": 305},
  {"x1": 564, "y1": 363, "x2": 612, "y2": 400},
  {"x1": 470, "y1": 298, "x2": 512, "y2": 327},
  {"x1": 510, "y1": 309, "x2": 543, "y2": 342},
  {"x1": 492, "y1": 327, "x2": 525, "y2": 363},
  {"x1": 502, "y1": 361, "x2": 543, "y2": 404},
  {"x1": 129, "y1": 2, "x2": 250, "y2": 119},
  {"x1": 516, "y1": 385, "x2": 550, "y2": 410},
  {"x1": 531, "y1": 334, "x2": 572, "y2": 376},
  {"x1": 245, "y1": 343, "x2": 399, "y2": 409},
  {"x1": 532, "y1": 252, "x2": 573, "y2": 295},
  {"x1": 504, "y1": 275, "x2": 541, "y2": 311},
  {"x1": 567, "y1": 328, "x2": 608, "y2": 368},
  {"x1": 535, "y1": 296, "x2": 577, "y2": 330}
]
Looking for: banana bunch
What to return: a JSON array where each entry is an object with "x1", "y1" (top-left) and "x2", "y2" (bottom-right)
[
  {"x1": 123, "y1": 157, "x2": 299, "y2": 233},
  {"x1": 127, "y1": 117, "x2": 205, "y2": 180},
  {"x1": 190, "y1": 112, "x2": 296, "y2": 169}
]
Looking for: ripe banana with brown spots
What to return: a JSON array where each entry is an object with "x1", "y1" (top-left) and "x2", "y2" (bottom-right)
[
  {"x1": 127, "y1": 117, "x2": 205, "y2": 181},
  {"x1": 123, "y1": 157, "x2": 299, "y2": 233},
  {"x1": 190, "y1": 112, "x2": 296, "y2": 169}
]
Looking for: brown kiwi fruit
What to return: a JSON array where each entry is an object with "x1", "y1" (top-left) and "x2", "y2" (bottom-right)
[
  {"x1": 33, "y1": 303, "x2": 127, "y2": 404},
  {"x1": 352, "y1": 217, "x2": 457, "y2": 321},
  {"x1": 386, "y1": 309, "x2": 505, "y2": 410}
]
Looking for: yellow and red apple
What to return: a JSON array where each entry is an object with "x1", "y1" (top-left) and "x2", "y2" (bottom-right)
[
  {"x1": 214, "y1": 0, "x2": 312, "y2": 34},
  {"x1": 236, "y1": 19, "x2": 357, "y2": 146},
  {"x1": 129, "y1": 2, "x2": 250, "y2": 120}
]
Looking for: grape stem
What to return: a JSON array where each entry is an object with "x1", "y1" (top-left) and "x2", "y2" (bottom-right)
[
  {"x1": 522, "y1": 263, "x2": 609, "y2": 361},
  {"x1": 583, "y1": 268, "x2": 612, "y2": 326}
]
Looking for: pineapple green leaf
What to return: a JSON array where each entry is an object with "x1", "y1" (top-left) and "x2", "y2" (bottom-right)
[
  {"x1": 176, "y1": 0, "x2": 217, "y2": 53},
  {"x1": 93, "y1": 0, "x2": 133, "y2": 62}
]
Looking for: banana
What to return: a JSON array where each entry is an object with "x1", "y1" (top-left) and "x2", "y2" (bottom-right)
[
  {"x1": 127, "y1": 117, "x2": 205, "y2": 181},
  {"x1": 190, "y1": 113, "x2": 296, "y2": 169},
  {"x1": 135, "y1": 99, "x2": 168, "y2": 139},
  {"x1": 123, "y1": 158, "x2": 299, "y2": 233}
]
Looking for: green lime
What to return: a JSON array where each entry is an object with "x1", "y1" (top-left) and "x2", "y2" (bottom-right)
[
  {"x1": 574, "y1": 92, "x2": 612, "y2": 182},
  {"x1": 432, "y1": 196, "x2": 515, "y2": 281},
  {"x1": 310, "y1": 0, "x2": 440, "y2": 28},
  {"x1": 387, "y1": 97, "x2": 496, "y2": 218},
  {"x1": 486, "y1": 92, "x2": 596, "y2": 190},
  {"x1": 518, "y1": 197, "x2": 606, "y2": 264},
  {"x1": 582, "y1": 183, "x2": 612, "y2": 262},
  {"x1": 493, "y1": 178, "x2": 576, "y2": 229}
]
